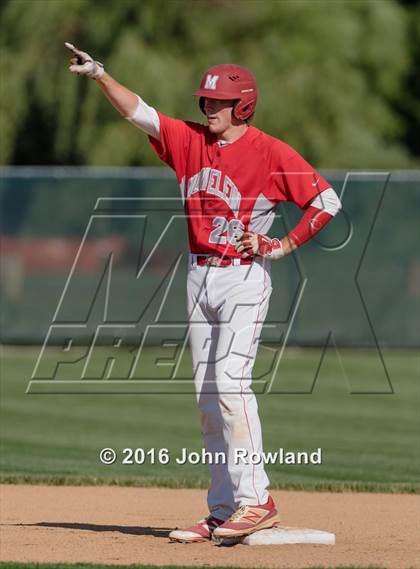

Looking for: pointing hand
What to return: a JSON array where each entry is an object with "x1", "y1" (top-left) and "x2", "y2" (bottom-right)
[{"x1": 65, "y1": 42, "x2": 104, "y2": 80}]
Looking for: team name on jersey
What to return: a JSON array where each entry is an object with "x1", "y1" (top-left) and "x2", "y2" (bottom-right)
[{"x1": 186, "y1": 168, "x2": 241, "y2": 216}]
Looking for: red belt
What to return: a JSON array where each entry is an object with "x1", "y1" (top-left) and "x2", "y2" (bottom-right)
[{"x1": 195, "y1": 255, "x2": 253, "y2": 267}]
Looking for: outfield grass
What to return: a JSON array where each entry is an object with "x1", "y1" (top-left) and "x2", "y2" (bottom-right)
[
  {"x1": 0, "y1": 561, "x2": 385, "y2": 569},
  {"x1": 0, "y1": 346, "x2": 418, "y2": 492}
]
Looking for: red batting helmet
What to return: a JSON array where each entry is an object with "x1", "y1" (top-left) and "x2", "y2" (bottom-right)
[{"x1": 193, "y1": 64, "x2": 258, "y2": 121}]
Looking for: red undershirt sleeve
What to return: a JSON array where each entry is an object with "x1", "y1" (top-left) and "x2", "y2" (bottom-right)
[{"x1": 286, "y1": 205, "x2": 333, "y2": 247}]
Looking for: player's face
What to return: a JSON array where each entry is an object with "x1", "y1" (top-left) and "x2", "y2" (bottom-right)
[{"x1": 203, "y1": 98, "x2": 236, "y2": 134}]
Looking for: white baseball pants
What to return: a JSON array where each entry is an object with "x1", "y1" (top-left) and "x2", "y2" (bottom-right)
[{"x1": 187, "y1": 256, "x2": 272, "y2": 520}]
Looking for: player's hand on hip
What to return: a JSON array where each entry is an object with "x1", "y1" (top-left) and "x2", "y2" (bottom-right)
[
  {"x1": 65, "y1": 42, "x2": 104, "y2": 80},
  {"x1": 235, "y1": 232, "x2": 284, "y2": 260}
]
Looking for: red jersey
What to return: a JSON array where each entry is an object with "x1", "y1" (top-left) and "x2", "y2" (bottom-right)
[{"x1": 149, "y1": 112, "x2": 331, "y2": 256}]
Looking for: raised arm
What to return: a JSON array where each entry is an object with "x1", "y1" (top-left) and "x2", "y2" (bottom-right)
[{"x1": 65, "y1": 42, "x2": 160, "y2": 139}]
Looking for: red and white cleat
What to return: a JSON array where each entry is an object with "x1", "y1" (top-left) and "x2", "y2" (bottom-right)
[
  {"x1": 169, "y1": 515, "x2": 225, "y2": 543},
  {"x1": 212, "y1": 496, "x2": 280, "y2": 539}
]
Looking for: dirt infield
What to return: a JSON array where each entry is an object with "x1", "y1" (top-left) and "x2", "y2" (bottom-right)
[{"x1": 1, "y1": 485, "x2": 419, "y2": 569}]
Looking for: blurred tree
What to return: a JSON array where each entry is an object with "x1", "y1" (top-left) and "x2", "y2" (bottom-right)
[
  {"x1": 0, "y1": 0, "x2": 418, "y2": 168},
  {"x1": 394, "y1": 0, "x2": 420, "y2": 158}
]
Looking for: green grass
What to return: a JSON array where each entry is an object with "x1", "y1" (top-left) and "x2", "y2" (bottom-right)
[
  {"x1": 0, "y1": 346, "x2": 419, "y2": 493},
  {"x1": 0, "y1": 561, "x2": 385, "y2": 569}
]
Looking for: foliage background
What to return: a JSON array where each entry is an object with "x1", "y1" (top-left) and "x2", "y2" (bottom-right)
[{"x1": 0, "y1": 0, "x2": 419, "y2": 168}]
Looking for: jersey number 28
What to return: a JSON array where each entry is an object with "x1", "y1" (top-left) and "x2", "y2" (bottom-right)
[{"x1": 209, "y1": 216, "x2": 244, "y2": 245}]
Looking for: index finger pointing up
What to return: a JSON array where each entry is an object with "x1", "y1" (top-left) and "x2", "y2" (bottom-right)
[{"x1": 64, "y1": 42, "x2": 81, "y2": 56}]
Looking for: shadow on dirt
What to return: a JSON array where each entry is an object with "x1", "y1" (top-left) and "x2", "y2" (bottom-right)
[{"x1": 12, "y1": 522, "x2": 171, "y2": 537}]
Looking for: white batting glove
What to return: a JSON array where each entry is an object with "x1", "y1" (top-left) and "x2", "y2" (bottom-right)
[
  {"x1": 65, "y1": 42, "x2": 104, "y2": 80},
  {"x1": 235, "y1": 231, "x2": 284, "y2": 260}
]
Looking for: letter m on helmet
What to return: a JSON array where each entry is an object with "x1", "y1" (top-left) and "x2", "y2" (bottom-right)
[{"x1": 204, "y1": 74, "x2": 219, "y2": 90}]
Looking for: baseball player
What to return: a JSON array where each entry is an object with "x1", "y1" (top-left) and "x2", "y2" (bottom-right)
[{"x1": 65, "y1": 43, "x2": 341, "y2": 543}]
